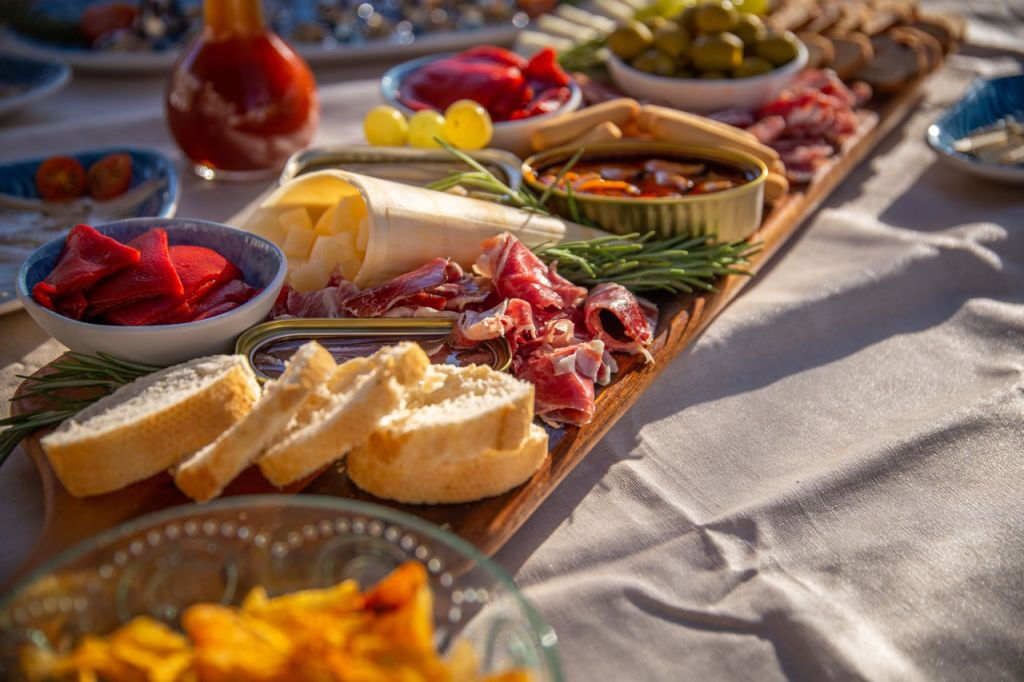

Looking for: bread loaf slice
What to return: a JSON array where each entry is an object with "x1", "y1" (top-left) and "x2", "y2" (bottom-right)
[
  {"x1": 348, "y1": 423, "x2": 549, "y2": 504},
  {"x1": 345, "y1": 363, "x2": 541, "y2": 503},
  {"x1": 174, "y1": 341, "x2": 336, "y2": 502},
  {"x1": 258, "y1": 342, "x2": 430, "y2": 488},
  {"x1": 41, "y1": 355, "x2": 260, "y2": 497}
]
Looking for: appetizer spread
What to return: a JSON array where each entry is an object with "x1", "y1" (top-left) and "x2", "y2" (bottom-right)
[
  {"x1": 364, "y1": 99, "x2": 494, "y2": 150},
  {"x1": 607, "y1": 2, "x2": 801, "y2": 79},
  {"x1": 41, "y1": 339, "x2": 548, "y2": 503},
  {"x1": 35, "y1": 153, "x2": 133, "y2": 202},
  {"x1": 23, "y1": 561, "x2": 527, "y2": 682},
  {"x1": 952, "y1": 117, "x2": 1024, "y2": 167},
  {"x1": 399, "y1": 46, "x2": 572, "y2": 122},
  {"x1": 534, "y1": 154, "x2": 755, "y2": 197},
  {"x1": 31, "y1": 225, "x2": 257, "y2": 324}
]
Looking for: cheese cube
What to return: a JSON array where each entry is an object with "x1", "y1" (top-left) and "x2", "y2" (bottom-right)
[
  {"x1": 282, "y1": 224, "x2": 316, "y2": 258},
  {"x1": 278, "y1": 206, "x2": 312, "y2": 233},
  {"x1": 330, "y1": 193, "x2": 368, "y2": 234},
  {"x1": 314, "y1": 205, "x2": 337, "y2": 236},
  {"x1": 289, "y1": 259, "x2": 331, "y2": 292}
]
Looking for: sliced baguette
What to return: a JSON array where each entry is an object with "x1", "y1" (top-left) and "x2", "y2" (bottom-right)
[
  {"x1": 174, "y1": 341, "x2": 336, "y2": 502},
  {"x1": 345, "y1": 363, "x2": 539, "y2": 503},
  {"x1": 41, "y1": 355, "x2": 260, "y2": 497},
  {"x1": 349, "y1": 422, "x2": 548, "y2": 504},
  {"x1": 258, "y1": 342, "x2": 431, "y2": 488}
]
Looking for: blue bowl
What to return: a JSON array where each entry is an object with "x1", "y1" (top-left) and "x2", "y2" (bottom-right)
[
  {"x1": 926, "y1": 74, "x2": 1024, "y2": 184},
  {"x1": 0, "y1": 146, "x2": 179, "y2": 216},
  {"x1": 0, "y1": 53, "x2": 71, "y2": 118},
  {"x1": 17, "y1": 218, "x2": 287, "y2": 366}
]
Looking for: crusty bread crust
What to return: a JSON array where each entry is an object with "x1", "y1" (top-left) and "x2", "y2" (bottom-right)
[
  {"x1": 258, "y1": 342, "x2": 429, "y2": 487},
  {"x1": 174, "y1": 342, "x2": 336, "y2": 502},
  {"x1": 348, "y1": 423, "x2": 549, "y2": 504},
  {"x1": 41, "y1": 357, "x2": 260, "y2": 497}
]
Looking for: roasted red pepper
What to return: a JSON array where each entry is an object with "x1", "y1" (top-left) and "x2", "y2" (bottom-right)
[
  {"x1": 87, "y1": 228, "x2": 184, "y2": 315},
  {"x1": 399, "y1": 45, "x2": 572, "y2": 123},
  {"x1": 32, "y1": 224, "x2": 140, "y2": 318}
]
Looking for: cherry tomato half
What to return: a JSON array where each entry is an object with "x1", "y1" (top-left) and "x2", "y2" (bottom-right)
[
  {"x1": 80, "y1": 4, "x2": 137, "y2": 45},
  {"x1": 35, "y1": 156, "x2": 87, "y2": 202},
  {"x1": 87, "y1": 153, "x2": 133, "y2": 200}
]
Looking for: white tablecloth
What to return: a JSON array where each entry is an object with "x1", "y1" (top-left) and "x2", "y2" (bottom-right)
[{"x1": 2, "y1": 11, "x2": 1024, "y2": 680}]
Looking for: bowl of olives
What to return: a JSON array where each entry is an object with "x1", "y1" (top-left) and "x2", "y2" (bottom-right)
[{"x1": 606, "y1": 0, "x2": 808, "y2": 112}]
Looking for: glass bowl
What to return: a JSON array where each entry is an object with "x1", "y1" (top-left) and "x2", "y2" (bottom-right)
[{"x1": 0, "y1": 495, "x2": 561, "y2": 681}]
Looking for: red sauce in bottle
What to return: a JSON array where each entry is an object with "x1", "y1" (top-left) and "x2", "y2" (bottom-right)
[{"x1": 165, "y1": 0, "x2": 317, "y2": 177}]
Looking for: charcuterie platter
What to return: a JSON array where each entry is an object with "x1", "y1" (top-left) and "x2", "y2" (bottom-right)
[{"x1": 8, "y1": 66, "x2": 932, "y2": 585}]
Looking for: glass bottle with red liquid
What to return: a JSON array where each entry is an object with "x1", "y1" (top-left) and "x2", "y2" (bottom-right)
[{"x1": 166, "y1": 0, "x2": 318, "y2": 180}]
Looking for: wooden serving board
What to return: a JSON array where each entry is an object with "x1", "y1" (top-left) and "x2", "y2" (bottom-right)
[{"x1": 8, "y1": 77, "x2": 929, "y2": 586}]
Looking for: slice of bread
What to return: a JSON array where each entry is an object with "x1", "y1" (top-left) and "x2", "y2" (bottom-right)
[
  {"x1": 258, "y1": 342, "x2": 431, "y2": 488},
  {"x1": 348, "y1": 423, "x2": 549, "y2": 504},
  {"x1": 344, "y1": 363, "x2": 541, "y2": 504},
  {"x1": 41, "y1": 355, "x2": 260, "y2": 497},
  {"x1": 174, "y1": 341, "x2": 336, "y2": 502}
]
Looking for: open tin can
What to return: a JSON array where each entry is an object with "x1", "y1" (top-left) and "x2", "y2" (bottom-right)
[{"x1": 236, "y1": 318, "x2": 512, "y2": 381}]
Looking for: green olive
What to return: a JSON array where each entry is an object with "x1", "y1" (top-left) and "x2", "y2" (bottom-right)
[
  {"x1": 699, "y1": 70, "x2": 728, "y2": 79},
  {"x1": 694, "y1": 0, "x2": 739, "y2": 34},
  {"x1": 733, "y1": 55, "x2": 774, "y2": 77},
  {"x1": 631, "y1": 48, "x2": 676, "y2": 76},
  {"x1": 653, "y1": 25, "x2": 692, "y2": 58},
  {"x1": 689, "y1": 31, "x2": 744, "y2": 72},
  {"x1": 641, "y1": 15, "x2": 671, "y2": 32},
  {"x1": 732, "y1": 13, "x2": 766, "y2": 46},
  {"x1": 754, "y1": 31, "x2": 800, "y2": 66},
  {"x1": 608, "y1": 21, "x2": 655, "y2": 60},
  {"x1": 677, "y1": 4, "x2": 700, "y2": 33}
]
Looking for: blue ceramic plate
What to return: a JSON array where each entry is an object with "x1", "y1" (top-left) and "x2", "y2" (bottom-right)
[
  {"x1": 0, "y1": 53, "x2": 71, "y2": 118},
  {"x1": 0, "y1": 146, "x2": 179, "y2": 315},
  {"x1": 926, "y1": 74, "x2": 1024, "y2": 184},
  {"x1": 5, "y1": 0, "x2": 519, "y2": 73}
]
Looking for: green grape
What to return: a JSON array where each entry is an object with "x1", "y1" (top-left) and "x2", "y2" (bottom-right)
[
  {"x1": 443, "y1": 99, "x2": 493, "y2": 150},
  {"x1": 363, "y1": 105, "x2": 409, "y2": 146},
  {"x1": 408, "y1": 110, "x2": 447, "y2": 148}
]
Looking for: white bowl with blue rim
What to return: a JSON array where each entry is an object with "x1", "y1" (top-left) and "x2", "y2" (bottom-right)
[
  {"x1": 380, "y1": 53, "x2": 582, "y2": 157},
  {"x1": 0, "y1": 146, "x2": 179, "y2": 315},
  {"x1": 0, "y1": 53, "x2": 71, "y2": 118},
  {"x1": 17, "y1": 218, "x2": 287, "y2": 366},
  {"x1": 926, "y1": 74, "x2": 1024, "y2": 185}
]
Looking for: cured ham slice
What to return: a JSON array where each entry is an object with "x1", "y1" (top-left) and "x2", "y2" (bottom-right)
[
  {"x1": 344, "y1": 257, "x2": 463, "y2": 317},
  {"x1": 517, "y1": 340, "x2": 609, "y2": 426},
  {"x1": 451, "y1": 298, "x2": 536, "y2": 350},
  {"x1": 476, "y1": 233, "x2": 586, "y2": 311},
  {"x1": 583, "y1": 283, "x2": 657, "y2": 358},
  {"x1": 271, "y1": 274, "x2": 360, "y2": 319}
]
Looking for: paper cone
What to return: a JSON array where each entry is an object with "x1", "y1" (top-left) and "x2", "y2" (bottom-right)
[{"x1": 250, "y1": 169, "x2": 606, "y2": 287}]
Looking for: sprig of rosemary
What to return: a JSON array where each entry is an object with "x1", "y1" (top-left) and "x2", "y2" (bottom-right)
[
  {"x1": 533, "y1": 232, "x2": 762, "y2": 294},
  {"x1": 557, "y1": 38, "x2": 609, "y2": 75},
  {"x1": 0, "y1": 352, "x2": 159, "y2": 467}
]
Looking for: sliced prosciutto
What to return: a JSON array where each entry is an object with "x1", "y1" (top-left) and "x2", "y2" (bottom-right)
[
  {"x1": 476, "y1": 233, "x2": 586, "y2": 312},
  {"x1": 343, "y1": 257, "x2": 463, "y2": 317},
  {"x1": 583, "y1": 283, "x2": 657, "y2": 357},
  {"x1": 451, "y1": 298, "x2": 536, "y2": 351},
  {"x1": 517, "y1": 340, "x2": 610, "y2": 426}
]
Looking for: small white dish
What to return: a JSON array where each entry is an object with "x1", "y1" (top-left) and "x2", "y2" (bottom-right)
[
  {"x1": 17, "y1": 218, "x2": 287, "y2": 366},
  {"x1": 380, "y1": 53, "x2": 582, "y2": 157},
  {"x1": 607, "y1": 40, "x2": 808, "y2": 113}
]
